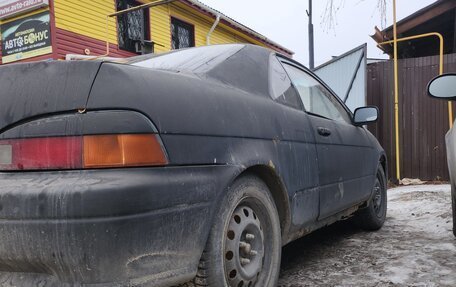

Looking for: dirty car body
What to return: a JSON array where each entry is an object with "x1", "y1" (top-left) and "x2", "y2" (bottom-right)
[{"x1": 0, "y1": 44, "x2": 386, "y2": 286}]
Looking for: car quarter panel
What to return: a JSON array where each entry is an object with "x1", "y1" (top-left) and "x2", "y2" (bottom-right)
[
  {"x1": 87, "y1": 64, "x2": 318, "y2": 175},
  {"x1": 87, "y1": 63, "x2": 291, "y2": 139}
]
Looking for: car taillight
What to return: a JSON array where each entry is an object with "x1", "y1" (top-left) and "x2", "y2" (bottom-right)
[
  {"x1": 0, "y1": 134, "x2": 167, "y2": 171},
  {"x1": 83, "y1": 134, "x2": 167, "y2": 168}
]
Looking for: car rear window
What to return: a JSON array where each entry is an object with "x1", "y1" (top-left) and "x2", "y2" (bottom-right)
[{"x1": 128, "y1": 44, "x2": 245, "y2": 74}]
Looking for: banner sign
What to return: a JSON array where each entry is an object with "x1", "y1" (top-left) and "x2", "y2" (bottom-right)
[
  {"x1": 0, "y1": 0, "x2": 49, "y2": 20},
  {"x1": 1, "y1": 11, "x2": 52, "y2": 63}
]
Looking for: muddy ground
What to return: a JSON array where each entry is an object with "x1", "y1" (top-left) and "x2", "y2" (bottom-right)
[{"x1": 279, "y1": 184, "x2": 456, "y2": 287}]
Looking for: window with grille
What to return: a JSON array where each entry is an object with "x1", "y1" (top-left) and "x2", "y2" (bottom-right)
[
  {"x1": 171, "y1": 17, "x2": 195, "y2": 50},
  {"x1": 116, "y1": 0, "x2": 149, "y2": 53}
]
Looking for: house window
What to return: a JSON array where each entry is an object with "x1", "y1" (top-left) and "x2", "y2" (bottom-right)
[
  {"x1": 116, "y1": 0, "x2": 149, "y2": 53},
  {"x1": 171, "y1": 17, "x2": 195, "y2": 50}
]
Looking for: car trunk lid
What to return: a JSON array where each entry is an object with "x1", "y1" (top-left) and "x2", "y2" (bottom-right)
[{"x1": 0, "y1": 60, "x2": 102, "y2": 132}]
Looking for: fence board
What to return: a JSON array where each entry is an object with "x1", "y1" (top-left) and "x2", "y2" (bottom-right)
[{"x1": 367, "y1": 53, "x2": 456, "y2": 181}]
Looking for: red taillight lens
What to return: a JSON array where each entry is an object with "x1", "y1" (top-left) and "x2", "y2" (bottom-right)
[
  {"x1": 0, "y1": 137, "x2": 82, "y2": 170},
  {"x1": 0, "y1": 134, "x2": 167, "y2": 171}
]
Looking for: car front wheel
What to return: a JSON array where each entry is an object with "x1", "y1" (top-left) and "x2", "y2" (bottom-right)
[
  {"x1": 354, "y1": 165, "x2": 387, "y2": 231},
  {"x1": 194, "y1": 175, "x2": 281, "y2": 287}
]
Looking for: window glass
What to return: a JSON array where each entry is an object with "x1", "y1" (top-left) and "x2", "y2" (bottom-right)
[
  {"x1": 282, "y1": 63, "x2": 351, "y2": 123},
  {"x1": 130, "y1": 44, "x2": 244, "y2": 73},
  {"x1": 171, "y1": 18, "x2": 195, "y2": 50},
  {"x1": 116, "y1": 0, "x2": 149, "y2": 53},
  {"x1": 269, "y1": 56, "x2": 303, "y2": 110}
]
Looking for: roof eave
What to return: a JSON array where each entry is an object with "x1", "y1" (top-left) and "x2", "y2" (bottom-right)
[
  {"x1": 377, "y1": 0, "x2": 456, "y2": 38},
  {"x1": 371, "y1": 26, "x2": 391, "y2": 54}
]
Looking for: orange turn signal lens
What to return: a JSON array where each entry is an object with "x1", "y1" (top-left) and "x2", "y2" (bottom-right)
[{"x1": 83, "y1": 134, "x2": 167, "y2": 168}]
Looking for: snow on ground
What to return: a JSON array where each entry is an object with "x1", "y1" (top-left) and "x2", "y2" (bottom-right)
[{"x1": 279, "y1": 184, "x2": 456, "y2": 287}]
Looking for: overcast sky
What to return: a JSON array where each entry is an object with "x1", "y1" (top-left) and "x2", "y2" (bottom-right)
[{"x1": 200, "y1": 0, "x2": 436, "y2": 67}]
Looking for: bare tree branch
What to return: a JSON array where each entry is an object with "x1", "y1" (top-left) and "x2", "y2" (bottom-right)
[
  {"x1": 376, "y1": 0, "x2": 388, "y2": 29},
  {"x1": 321, "y1": 0, "x2": 387, "y2": 32},
  {"x1": 321, "y1": 0, "x2": 345, "y2": 32}
]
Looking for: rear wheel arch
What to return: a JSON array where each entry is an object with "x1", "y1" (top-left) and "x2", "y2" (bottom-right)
[
  {"x1": 379, "y1": 155, "x2": 387, "y2": 176},
  {"x1": 237, "y1": 165, "x2": 291, "y2": 243}
]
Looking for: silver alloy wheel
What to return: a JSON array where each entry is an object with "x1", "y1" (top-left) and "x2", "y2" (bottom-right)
[{"x1": 224, "y1": 205, "x2": 265, "y2": 287}]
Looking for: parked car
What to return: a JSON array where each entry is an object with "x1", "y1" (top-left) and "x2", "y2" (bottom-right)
[
  {"x1": 428, "y1": 73, "x2": 456, "y2": 237},
  {"x1": 0, "y1": 44, "x2": 387, "y2": 287}
]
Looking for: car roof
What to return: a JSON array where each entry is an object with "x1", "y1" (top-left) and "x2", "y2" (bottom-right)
[{"x1": 127, "y1": 44, "x2": 275, "y2": 97}]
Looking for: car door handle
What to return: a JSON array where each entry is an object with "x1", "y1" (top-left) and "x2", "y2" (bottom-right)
[{"x1": 317, "y1": 127, "x2": 331, "y2": 137}]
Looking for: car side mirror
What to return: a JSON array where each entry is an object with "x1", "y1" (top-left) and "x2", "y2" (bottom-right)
[
  {"x1": 428, "y1": 74, "x2": 456, "y2": 100},
  {"x1": 353, "y1": 106, "x2": 378, "y2": 126}
]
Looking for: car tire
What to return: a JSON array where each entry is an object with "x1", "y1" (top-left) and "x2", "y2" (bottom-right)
[
  {"x1": 354, "y1": 165, "x2": 387, "y2": 231},
  {"x1": 194, "y1": 175, "x2": 281, "y2": 287}
]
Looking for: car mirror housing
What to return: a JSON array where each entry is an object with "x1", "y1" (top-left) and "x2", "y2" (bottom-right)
[
  {"x1": 353, "y1": 106, "x2": 379, "y2": 126},
  {"x1": 428, "y1": 74, "x2": 456, "y2": 100}
]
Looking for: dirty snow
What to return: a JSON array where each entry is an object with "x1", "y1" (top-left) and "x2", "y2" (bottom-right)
[{"x1": 279, "y1": 184, "x2": 456, "y2": 287}]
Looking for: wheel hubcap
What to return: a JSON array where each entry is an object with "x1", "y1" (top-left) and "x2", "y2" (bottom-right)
[
  {"x1": 224, "y1": 205, "x2": 265, "y2": 287},
  {"x1": 372, "y1": 180, "x2": 382, "y2": 215}
]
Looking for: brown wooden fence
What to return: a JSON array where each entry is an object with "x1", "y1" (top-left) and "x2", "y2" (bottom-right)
[{"x1": 367, "y1": 53, "x2": 456, "y2": 181}]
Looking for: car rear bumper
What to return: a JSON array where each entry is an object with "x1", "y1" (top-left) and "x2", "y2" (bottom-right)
[{"x1": 0, "y1": 166, "x2": 237, "y2": 287}]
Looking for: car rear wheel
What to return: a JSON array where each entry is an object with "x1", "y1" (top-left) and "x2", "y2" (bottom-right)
[
  {"x1": 194, "y1": 175, "x2": 281, "y2": 287},
  {"x1": 354, "y1": 165, "x2": 387, "y2": 231}
]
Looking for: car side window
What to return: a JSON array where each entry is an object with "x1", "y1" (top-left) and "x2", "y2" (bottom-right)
[
  {"x1": 269, "y1": 56, "x2": 303, "y2": 110},
  {"x1": 282, "y1": 63, "x2": 351, "y2": 124}
]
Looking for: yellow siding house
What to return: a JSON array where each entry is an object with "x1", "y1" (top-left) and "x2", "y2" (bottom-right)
[{"x1": 0, "y1": 0, "x2": 293, "y2": 64}]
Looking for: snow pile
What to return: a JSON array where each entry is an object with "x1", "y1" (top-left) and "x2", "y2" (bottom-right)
[{"x1": 279, "y1": 185, "x2": 456, "y2": 286}]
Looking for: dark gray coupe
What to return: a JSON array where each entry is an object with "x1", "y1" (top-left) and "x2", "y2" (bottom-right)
[{"x1": 0, "y1": 44, "x2": 387, "y2": 287}]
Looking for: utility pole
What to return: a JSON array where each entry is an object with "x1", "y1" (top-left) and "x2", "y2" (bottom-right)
[{"x1": 308, "y1": 0, "x2": 315, "y2": 69}]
